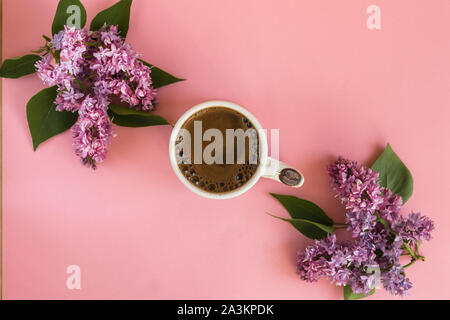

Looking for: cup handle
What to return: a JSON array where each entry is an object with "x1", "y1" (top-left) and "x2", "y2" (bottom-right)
[{"x1": 261, "y1": 157, "x2": 305, "y2": 188}]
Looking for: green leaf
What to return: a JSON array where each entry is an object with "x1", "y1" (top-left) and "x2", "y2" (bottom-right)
[
  {"x1": 51, "y1": 0, "x2": 87, "y2": 35},
  {"x1": 27, "y1": 86, "x2": 78, "y2": 150},
  {"x1": 343, "y1": 285, "x2": 375, "y2": 300},
  {"x1": 0, "y1": 55, "x2": 40, "y2": 78},
  {"x1": 90, "y1": 0, "x2": 132, "y2": 38},
  {"x1": 371, "y1": 143, "x2": 413, "y2": 203},
  {"x1": 139, "y1": 59, "x2": 185, "y2": 89},
  {"x1": 108, "y1": 104, "x2": 169, "y2": 127},
  {"x1": 270, "y1": 193, "x2": 334, "y2": 239},
  {"x1": 268, "y1": 213, "x2": 335, "y2": 239}
]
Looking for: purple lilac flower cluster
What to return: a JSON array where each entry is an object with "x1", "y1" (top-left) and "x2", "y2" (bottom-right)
[
  {"x1": 35, "y1": 25, "x2": 156, "y2": 169},
  {"x1": 297, "y1": 157, "x2": 434, "y2": 296}
]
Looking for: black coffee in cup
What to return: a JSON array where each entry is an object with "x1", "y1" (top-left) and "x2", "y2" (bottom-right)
[{"x1": 175, "y1": 106, "x2": 260, "y2": 193}]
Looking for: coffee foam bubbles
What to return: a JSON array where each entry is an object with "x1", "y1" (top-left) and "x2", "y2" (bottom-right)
[{"x1": 179, "y1": 162, "x2": 258, "y2": 193}]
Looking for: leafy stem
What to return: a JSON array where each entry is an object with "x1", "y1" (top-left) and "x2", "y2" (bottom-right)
[
  {"x1": 125, "y1": 71, "x2": 136, "y2": 91},
  {"x1": 74, "y1": 77, "x2": 88, "y2": 94},
  {"x1": 42, "y1": 34, "x2": 52, "y2": 42},
  {"x1": 402, "y1": 242, "x2": 416, "y2": 257},
  {"x1": 403, "y1": 259, "x2": 417, "y2": 269},
  {"x1": 49, "y1": 49, "x2": 60, "y2": 64},
  {"x1": 84, "y1": 41, "x2": 101, "y2": 47},
  {"x1": 401, "y1": 242, "x2": 425, "y2": 262}
]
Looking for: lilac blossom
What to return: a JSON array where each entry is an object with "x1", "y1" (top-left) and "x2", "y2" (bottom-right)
[
  {"x1": 327, "y1": 157, "x2": 384, "y2": 214},
  {"x1": 35, "y1": 55, "x2": 72, "y2": 87},
  {"x1": 297, "y1": 157, "x2": 435, "y2": 297},
  {"x1": 397, "y1": 212, "x2": 435, "y2": 246},
  {"x1": 50, "y1": 30, "x2": 65, "y2": 51},
  {"x1": 90, "y1": 25, "x2": 157, "y2": 110},
  {"x1": 297, "y1": 235, "x2": 378, "y2": 295},
  {"x1": 378, "y1": 188, "x2": 403, "y2": 225},
  {"x1": 71, "y1": 95, "x2": 115, "y2": 169},
  {"x1": 381, "y1": 264, "x2": 412, "y2": 296},
  {"x1": 54, "y1": 86, "x2": 85, "y2": 112},
  {"x1": 346, "y1": 210, "x2": 377, "y2": 238},
  {"x1": 34, "y1": 25, "x2": 158, "y2": 168}
]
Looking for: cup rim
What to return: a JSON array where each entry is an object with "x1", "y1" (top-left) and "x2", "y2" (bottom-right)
[{"x1": 169, "y1": 100, "x2": 268, "y2": 199}]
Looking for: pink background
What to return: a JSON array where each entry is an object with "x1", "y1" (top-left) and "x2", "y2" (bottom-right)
[{"x1": 2, "y1": 0, "x2": 450, "y2": 299}]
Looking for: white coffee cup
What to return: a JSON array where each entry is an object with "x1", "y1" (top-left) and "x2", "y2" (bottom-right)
[{"x1": 169, "y1": 100, "x2": 304, "y2": 199}]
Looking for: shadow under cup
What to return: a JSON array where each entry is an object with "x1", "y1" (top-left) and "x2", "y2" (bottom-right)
[{"x1": 174, "y1": 106, "x2": 261, "y2": 195}]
